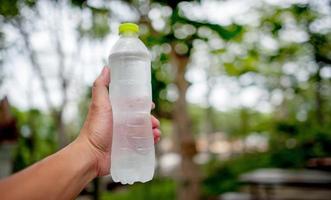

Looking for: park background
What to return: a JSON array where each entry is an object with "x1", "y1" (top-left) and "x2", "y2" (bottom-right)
[{"x1": 0, "y1": 0, "x2": 331, "y2": 199}]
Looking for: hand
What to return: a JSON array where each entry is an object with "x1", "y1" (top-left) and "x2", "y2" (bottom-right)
[{"x1": 78, "y1": 67, "x2": 161, "y2": 176}]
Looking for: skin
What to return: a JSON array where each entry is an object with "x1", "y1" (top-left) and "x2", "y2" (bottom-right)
[{"x1": 0, "y1": 67, "x2": 161, "y2": 200}]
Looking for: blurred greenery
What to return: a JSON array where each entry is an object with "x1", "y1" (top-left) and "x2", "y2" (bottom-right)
[
  {"x1": 0, "y1": 0, "x2": 331, "y2": 200},
  {"x1": 203, "y1": 152, "x2": 272, "y2": 196},
  {"x1": 101, "y1": 179, "x2": 176, "y2": 200},
  {"x1": 11, "y1": 108, "x2": 57, "y2": 171}
]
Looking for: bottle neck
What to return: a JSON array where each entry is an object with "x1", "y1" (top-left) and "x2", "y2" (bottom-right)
[{"x1": 120, "y1": 31, "x2": 139, "y2": 37}]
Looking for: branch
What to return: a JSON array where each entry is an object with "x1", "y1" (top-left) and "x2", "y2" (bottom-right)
[{"x1": 12, "y1": 19, "x2": 55, "y2": 111}]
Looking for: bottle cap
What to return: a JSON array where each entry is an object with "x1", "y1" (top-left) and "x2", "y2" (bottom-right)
[{"x1": 119, "y1": 23, "x2": 139, "y2": 34}]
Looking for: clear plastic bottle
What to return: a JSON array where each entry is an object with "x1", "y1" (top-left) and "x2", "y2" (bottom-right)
[{"x1": 109, "y1": 23, "x2": 155, "y2": 184}]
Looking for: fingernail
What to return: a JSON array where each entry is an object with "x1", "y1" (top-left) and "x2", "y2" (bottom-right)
[{"x1": 101, "y1": 67, "x2": 107, "y2": 77}]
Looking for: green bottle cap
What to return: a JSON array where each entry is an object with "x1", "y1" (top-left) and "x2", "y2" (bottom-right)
[{"x1": 119, "y1": 23, "x2": 139, "y2": 34}]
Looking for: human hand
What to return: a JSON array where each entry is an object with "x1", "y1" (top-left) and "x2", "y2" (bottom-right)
[{"x1": 78, "y1": 67, "x2": 161, "y2": 176}]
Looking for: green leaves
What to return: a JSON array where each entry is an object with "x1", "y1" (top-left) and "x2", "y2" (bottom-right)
[
  {"x1": 0, "y1": 0, "x2": 19, "y2": 18},
  {"x1": 0, "y1": 0, "x2": 37, "y2": 18},
  {"x1": 11, "y1": 108, "x2": 57, "y2": 171},
  {"x1": 77, "y1": 6, "x2": 110, "y2": 39},
  {"x1": 223, "y1": 59, "x2": 257, "y2": 76},
  {"x1": 70, "y1": 0, "x2": 87, "y2": 8},
  {"x1": 172, "y1": 7, "x2": 244, "y2": 41}
]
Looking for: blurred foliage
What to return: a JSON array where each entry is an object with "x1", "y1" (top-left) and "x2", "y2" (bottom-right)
[
  {"x1": 78, "y1": 6, "x2": 111, "y2": 39},
  {"x1": 0, "y1": 0, "x2": 36, "y2": 18},
  {"x1": 202, "y1": 152, "x2": 272, "y2": 196},
  {"x1": 101, "y1": 178, "x2": 176, "y2": 200},
  {"x1": 10, "y1": 108, "x2": 57, "y2": 172},
  {"x1": 0, "y1": 0, "x2": 20, "y2": 18},
  {"x1": 0, "y1": 0, "x2": 331, "y2": 199},
  {"x1": 202, "y1": 126, "x2": 331, "y2": 197}
]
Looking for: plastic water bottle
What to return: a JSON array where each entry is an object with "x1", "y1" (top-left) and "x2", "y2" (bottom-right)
[{"x1": 109, "y1": 23, "x2": 155, "y2": 184}]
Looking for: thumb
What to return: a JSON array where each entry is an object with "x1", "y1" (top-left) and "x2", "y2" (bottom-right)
[{"x1": 91, "y1": 66, "x2": 111, "y2": 111}]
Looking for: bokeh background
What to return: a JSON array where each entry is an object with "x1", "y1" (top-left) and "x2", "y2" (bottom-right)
[{"x1": 1, "y1": 0, "x2": 331, "y2": 200}]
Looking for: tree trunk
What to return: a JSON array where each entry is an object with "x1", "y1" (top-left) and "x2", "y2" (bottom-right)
[
  {"x1": 315, "y1": 64, "x2": 323, "y2": 125},
  {"x1": 53, "y1": 111, "x2": 68, "y2": 148},
  {"x1": 204, "y1": 75, "x2": 215, "y2": 150},
  {"x1": 15, "y1": 18, "x2": 69, "y2": 149},
  {"x1": 171, "y1": 47, "x2": 200, "y2": 200}
]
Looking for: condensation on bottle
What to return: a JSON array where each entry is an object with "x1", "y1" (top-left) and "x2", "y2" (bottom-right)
[{"x1": 108, "y1": 23, "x2": 155, "y2": 184}]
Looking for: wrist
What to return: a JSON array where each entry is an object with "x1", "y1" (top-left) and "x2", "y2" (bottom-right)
[{"x1": 71, "y1": 135, "x2": 99, "y2": 180}]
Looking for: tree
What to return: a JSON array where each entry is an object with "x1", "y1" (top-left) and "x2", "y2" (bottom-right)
[
  {"x1": 0, "y1": 0, "x2": 79, "y2": 148},
  {"x1": 69, "y1": 1, "x2": 243, "y2": 199},
  {"x1": 127, "y1": 1, "x2": 243, "y2": 199}
]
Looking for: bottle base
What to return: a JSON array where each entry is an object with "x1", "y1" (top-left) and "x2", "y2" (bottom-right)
[{"x1": 111, "y1": 168, "x2": 154, "y2": 185}]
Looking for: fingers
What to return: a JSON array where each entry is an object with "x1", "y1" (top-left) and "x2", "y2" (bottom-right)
[
  {"x1": 91, "y1": 67, "x2": 111, "y2": 111},
  {"x1": 151, "y1": 115, "x2": 161, "y2": 144},
  {"x1": 153, "y1": 128, "x2": 161, "y2": 144},
  {"x1": 151, "y1": 115, "x2": 160, "y2": 129}
]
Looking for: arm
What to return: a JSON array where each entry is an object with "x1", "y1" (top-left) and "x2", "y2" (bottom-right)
[
  {"x1": 0, "y1": 67, "x2": 161, "y2": 200},
  {"x1": 0, "y1": 138, "x2": 97, "y2": 200}
]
